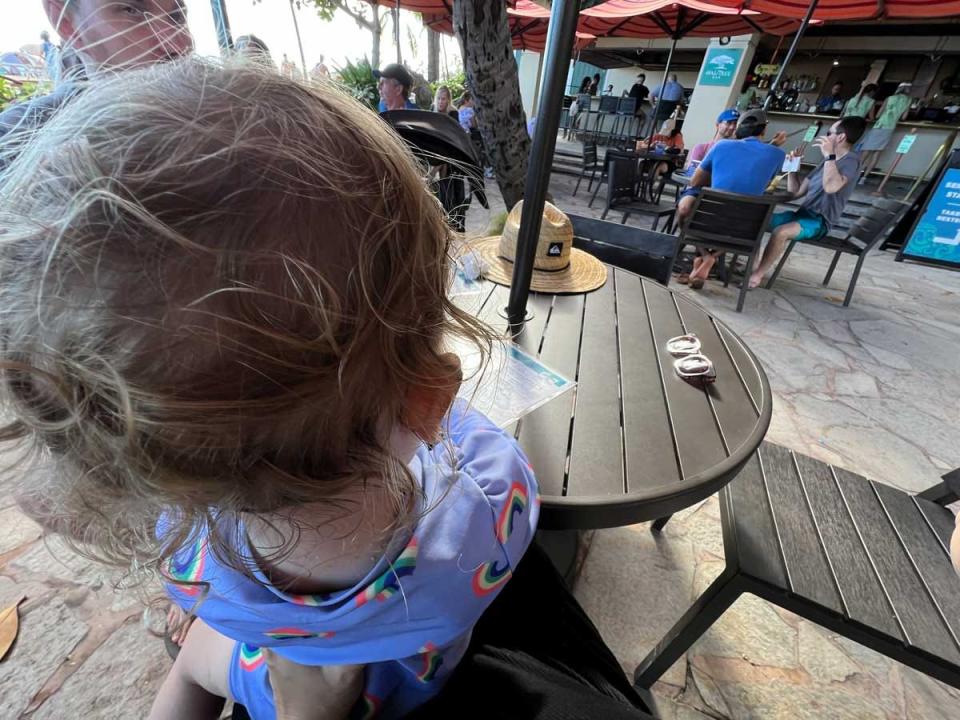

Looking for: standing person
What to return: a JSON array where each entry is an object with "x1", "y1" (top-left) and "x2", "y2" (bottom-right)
[
  {"x1": 0, "y1": 0, "x2": 193, "y2": 144},
  {"x1": 578, "y1": 76, "x2": 592, "y2": 94},
  {"x1": 40, "y1": 30, "x2": 61, "y2": 85},
  {"x1": 376, "y1": 63, "x2": 417, "y2": 112},
  {"x1": 0, "y1": 58, "x2": 538, "y2": 720},
  {"x1": 588, "y1": 73, "x2": 601, "y2": 96},
  {"x1": 312, "y1": 54, "x2": 330, "y2": 79},
  {"x1": 457, "y1": 90, "x2": 478, "y2": 132},
  {"x1": 749, "y1": 116, "x2": 867, "y2": 289},
  {"x1": 433, "y1": 84, "x2": 458, "y2": 120},
  {"x1": 844, "y1": 82, "x2": 878, "y2": 120},
  {"x1": 280, "y1": 53, "x2": 295, "y2": 79},
  {"x1": 816, "y1": 81, "x2": 846, "y2": 114},
  {"x1": 858, "y1": 83, "x2": 912, "y2": 183},
  {"x1": 628, "y1": 73, "x2": 650, "y2": 105},
  {"x1": 234, "y1": 34, "x2": 273, "y2": 68},
  {"x1": 674, "y1": 110, "x2": 786, "y2": 288},
  {"x1": 650, "y1": 73, "x2": 685, "y2": 129},
  {"x1": 685, "y1": 108, "x2": 740, "y2": 173}
]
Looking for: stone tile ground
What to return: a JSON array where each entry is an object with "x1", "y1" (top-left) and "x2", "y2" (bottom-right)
[{"x1": 0, "y1": 150, "x2": 958, "y2": 718}]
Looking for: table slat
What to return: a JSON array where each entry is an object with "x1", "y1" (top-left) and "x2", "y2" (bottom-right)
[
  {"x1": 642, "y1": 281, "x2": 726, "y2": 479},
  {"x1": 674, "y1": 295, "x2": 759, "y2": 455},
  {"x1": 567, "y1": 276, "x2": 625, "y2": 497},
  {"x1": 517, "y1": 293, "x2": 585, "y2": 499},
  {"x1": 615, "y1": 270, "x2": 682, "y2": 490},
  {"x1": 715, "y1": 324, "x2": 763, "y2": 415}
]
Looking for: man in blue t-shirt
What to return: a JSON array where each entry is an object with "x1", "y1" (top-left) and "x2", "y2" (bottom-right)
[
  {"x1": 376, "y1": 63, "x2": 418, "y2": 112},
  {"x1": 675, "y1": 109, "x2": 786, "y2": 288}
]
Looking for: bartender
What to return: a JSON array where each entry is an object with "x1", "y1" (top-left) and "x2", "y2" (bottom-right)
[{"x1": 816, "y1": 81, "x2": 846, "y2": 114}]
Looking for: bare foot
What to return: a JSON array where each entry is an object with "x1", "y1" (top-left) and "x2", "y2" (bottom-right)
[{"x1": 747, "y1": 273, "x2": 764, "y2": 289}]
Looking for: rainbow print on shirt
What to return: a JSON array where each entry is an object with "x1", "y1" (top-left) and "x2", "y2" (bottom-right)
[
  {"x1": 263, "y1": 627, "x2": 335, "y2": 641},
  {"x1": 238, "y1": 643, "x2": 265, "y2": 672},
  {"x1": 355, "y1": 692, "x2": 382, "y2": 720},
  {"x1": 471, "y1": 558, "x2": 512, "y2": 596},
  {"x1": 416, "y1": 642, "x2": 443, "y2": 683},
  {"x1": 355, "y1": 537, "x2": 419, "y2": 607},
  {"x1": 496, "y1": 482, "x2": 529, "y2": 544},
  {"x1": 166, "y1": 537, "x2": 207, "y2": 596}
]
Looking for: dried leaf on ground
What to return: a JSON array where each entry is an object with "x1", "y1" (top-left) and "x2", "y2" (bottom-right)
[{"x1": 0, "y1": 595, "x2": 25, "y2": 662}]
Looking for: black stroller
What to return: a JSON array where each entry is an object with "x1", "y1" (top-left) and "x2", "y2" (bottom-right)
[{"x1": 381, "y1": 110, "x2": 488, "y2": 232}]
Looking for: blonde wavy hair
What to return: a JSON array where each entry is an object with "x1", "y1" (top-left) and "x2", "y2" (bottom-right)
[{"x1": 0, "y1": 58, "x2": 492, "y2": 579}]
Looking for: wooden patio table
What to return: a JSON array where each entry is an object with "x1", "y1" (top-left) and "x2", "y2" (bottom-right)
[{"x1": 460, "y1": 268, "x2": 772, "y2": 531}]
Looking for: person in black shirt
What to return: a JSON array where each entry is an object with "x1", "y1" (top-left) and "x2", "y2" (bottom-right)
[
  {"x1": 588, "y1": 73, "x2": 601, "y2": 96},
  {"x1": 628, "y1": 73, "x2": 649, "y2": 103}
]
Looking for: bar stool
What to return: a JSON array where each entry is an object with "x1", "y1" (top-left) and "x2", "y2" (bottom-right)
[
  {"x1": 594, "y1": 96, "x2": 619, "y2": 144},
  {"x1": 611, "y1": 97, "x2": 638, "y2": 146}
]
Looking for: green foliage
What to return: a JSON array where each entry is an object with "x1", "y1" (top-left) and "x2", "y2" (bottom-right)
[
  {"x1": 0, "y1": 78, "x2": 46, "y2": 113},
  {"x1": 254, "y1": 0, "x2": 336, "y2": 22},
  {"x1": 430, "y1": 71, "x2": 466, "y2": 104},
  {"x1": 336, "y1": 57, "x2": 378, "y2": 110}
]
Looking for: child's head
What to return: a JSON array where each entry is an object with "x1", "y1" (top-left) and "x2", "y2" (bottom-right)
[{"x1": 0, "y1": 58, "x2": 489, "y2": 569}]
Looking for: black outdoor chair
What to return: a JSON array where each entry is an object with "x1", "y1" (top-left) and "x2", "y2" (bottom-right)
[
  {"x1": 765, "y1": 197, "x2": 905, "y2": 307},
  {"x1": 600, "y1": 158, "x2": 676, "y2": 233},
  {"x1": 594, "y1": 95, "x2": 620, "y2": 143},
  {"x1": 679, "y1": 188, "x2": 779, "y2": 312},
  {"x1": 636, "y1": 441, "x2": 960, "y2": 694},
  {"x1": 588, "y1": 148, "x2": 635, "y2": 208},
  {"x1": 572, "y1": 142, "x2": 603, "y2": 196},
  {"x1": 568, "y1": 214, "x2": 680, "y2": 285}
]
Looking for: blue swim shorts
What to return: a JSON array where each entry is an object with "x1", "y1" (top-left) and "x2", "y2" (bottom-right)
[{"x1": 770, "y1": 208, "x2": 828, "y2": 241}]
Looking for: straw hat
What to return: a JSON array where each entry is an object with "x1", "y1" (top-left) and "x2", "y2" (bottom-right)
[{"x1": 466, "y1": 201, "x2": 607, "y2": 295}]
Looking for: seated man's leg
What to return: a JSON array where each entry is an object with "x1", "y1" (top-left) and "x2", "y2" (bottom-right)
[
  {"x1": 749, "y1": 210, "x2": 806, "y2": 289},
  {"x1": 674, "y1": 192, "x2": 696, "y2": 229}
]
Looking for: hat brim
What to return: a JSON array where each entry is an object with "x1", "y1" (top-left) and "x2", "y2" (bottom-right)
[{"x1": 464, "y1": 236, "x2": 607, "y2": 295}]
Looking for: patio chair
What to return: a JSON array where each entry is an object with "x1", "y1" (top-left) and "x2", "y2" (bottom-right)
[
  {"x1": 572, "y1": 142, "x2": 603, "y2": 196},
  {"x1": 568, "y1": 213, "x2": 680, "y2": 285},
  {"x1": 594, "y1": 95, "x2": 620, "y2": 144},
  {"x1": 599, "y1": 158, "x2": 676, "y2": 233},
  {"x1": 679, "y1": 188, "x2": 779, "y2": 312},
  {"x1": 765, "y1": 197, "x2": 905, "y2": 307},
  {"x1": 588, "y1": 148, "x2": 635, "y2": 208},
  {"x1": 636, "y1": 442, "x2": 960, "y2": 693}
]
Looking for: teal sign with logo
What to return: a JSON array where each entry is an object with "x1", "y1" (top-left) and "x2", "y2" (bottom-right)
[
  {"x1": 901, "y1": 167, "x2": 960, "y2": 268},
  {"x1": 699, "y1": 47, "x2": 744, "y2": 87}
]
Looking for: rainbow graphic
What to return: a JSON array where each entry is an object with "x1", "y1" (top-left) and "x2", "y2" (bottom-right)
[
  {"x1": 416, "y1": 642, "x2": 443, "y2": 683},
  {"x1": 355, "y1": 537, "x2": 418, "y2": 607},
  {"x1": 355, "y1": 692, "x2": 382, "y2": 720},
  {"x1": 166, "y1": 537, "x2": 207, "y2": 596},
  {"x1": 288, "y1": 592, "x2": 325, "y2": 607},
  {"x1": 471, "y1": 559, "x2": 512, "y2": 597},
  {"x1": 263, "y1": 627, "x2": 335, "y2": 641},
  {"x1": 238, "y1": 643, "x2": 265, "y2": 672},
  {"x1": 496, "y1": 482, "x2": 529, "y2": 544}
]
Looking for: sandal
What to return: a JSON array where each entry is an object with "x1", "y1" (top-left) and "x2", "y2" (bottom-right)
[{"x1": 676, "y1": 273, "x2": 690, "y2": 285}]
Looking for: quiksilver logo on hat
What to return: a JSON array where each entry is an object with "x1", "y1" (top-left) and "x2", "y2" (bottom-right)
[{"x1": 547, "y1": 242, "x2": 563, "y2": 257}]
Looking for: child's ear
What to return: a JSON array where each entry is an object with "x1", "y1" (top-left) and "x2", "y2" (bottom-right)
[{"x1": 403, "y1": 353, "x2": 462, "y2": 445}]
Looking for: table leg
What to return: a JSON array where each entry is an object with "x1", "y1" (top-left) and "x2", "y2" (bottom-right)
[{"x1": 535, "y1": 529, "x2": 593, "y2": 586}]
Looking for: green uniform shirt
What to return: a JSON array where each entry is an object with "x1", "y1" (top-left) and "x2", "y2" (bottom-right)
[
  {"x1": 874, "y1": 94, "x2": 911, "y2": 130},
  {"x1": 844, "y1": 94, "x2": 875, "y2": 118}
]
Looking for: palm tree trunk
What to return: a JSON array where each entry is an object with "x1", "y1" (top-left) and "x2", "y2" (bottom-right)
[
  {"x1": 370, "y1": 2, "x2": 381, "y2": 70},
  {"x1": 427, "y1": 29, "x2": 440, "y2": 83},
  {"x1": 452, "y1": 0, "x2": 530, "y2": 209}
]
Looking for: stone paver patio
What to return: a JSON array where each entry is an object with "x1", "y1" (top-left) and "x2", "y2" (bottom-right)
[{"x1": 0, "y1": 158, "x2": 958, "y2": 718}]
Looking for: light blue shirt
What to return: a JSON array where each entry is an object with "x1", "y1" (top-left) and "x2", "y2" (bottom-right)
[{"x1": 653, "y1": 80, "x2": 684, "y2": 102}]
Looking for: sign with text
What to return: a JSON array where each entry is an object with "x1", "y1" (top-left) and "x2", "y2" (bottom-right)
[
  {"x1": 699, "y1": 47, "x2": 744, "y2": 87},
  {"x1": 901, "y1": 167, "x2": 960, "y2": 269},
  {"x1": 896, "y1": 133, "x2": 918, "y2": 154}
]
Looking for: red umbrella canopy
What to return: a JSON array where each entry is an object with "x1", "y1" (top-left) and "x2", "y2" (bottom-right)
[
  {"x1": 511, "y1": 0, "x2": 799, "y2": 38},
  {"x1": 422, "y1": 9, "x2": 596, "y2": 53},
  {"x1": 710, "y1": 0, "x2": 960, "y2": 20}
]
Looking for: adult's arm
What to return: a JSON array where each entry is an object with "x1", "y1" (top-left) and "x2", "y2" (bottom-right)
[
  {"x1": 689, "y1": 166, "x2": 711, "y2": 188},
  {"x1": 264, "y1": 651, "x2": 363, "y2": 720}
]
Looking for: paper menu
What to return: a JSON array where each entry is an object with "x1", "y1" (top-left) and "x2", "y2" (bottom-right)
[
  {"x1": 782, "y1": 155, "x2": 801, "y2": 173},
  {"x1": 448, "y1": 336, "x2": 576, "y2": 429}
]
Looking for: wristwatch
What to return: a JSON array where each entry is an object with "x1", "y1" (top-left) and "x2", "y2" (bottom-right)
[{"x1": 827, "y1": 154, "x2": 837, "y2": 161}]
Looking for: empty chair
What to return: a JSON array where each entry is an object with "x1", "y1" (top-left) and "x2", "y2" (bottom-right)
[
  {"x1": 568, "y1": 213, "x2": 680, "y2": 285},
  {"x1": 680, "y1": 188, "x2": 779, "y2": 312},
  {"x1": 588, "y1": 148, "x2": 636, "y2": 208},
  {"x1": 600, "y1": 158, "x2": 676, "y2": 233},
  {"x1": 636, "y1": 442, "x2": 960, "y2": 694},
  {"x1": 572, "y1": 142, "x2": 603, "y2": 196},
  {"x1": 765, "y1": 197, "x2": 904, "y2": 307},
  {"x1": 594, "y1": 95, "x2": 620, "y2": 143}
]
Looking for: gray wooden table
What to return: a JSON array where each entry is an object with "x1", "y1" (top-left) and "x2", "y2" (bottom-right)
[{"x1": 462, "y1": 269, "x2": 772, "y2": 531}]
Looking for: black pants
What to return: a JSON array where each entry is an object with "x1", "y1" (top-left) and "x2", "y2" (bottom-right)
[{"x1": 234, "y1": 544, "x2": 651, "y2": 720}]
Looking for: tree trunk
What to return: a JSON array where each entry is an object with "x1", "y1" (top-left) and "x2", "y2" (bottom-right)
[
  {"x1": 452, "y1": 0, "x2": 530, "y2": 210},
  {"x1": 370, "y1": 2, "x2": 381, "y2": 70},
  {"x1": 427, "y1": 29, "x2": 439, "y2": 83}
]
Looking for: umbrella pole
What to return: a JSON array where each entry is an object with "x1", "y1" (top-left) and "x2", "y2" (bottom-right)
[
  {"x1": 506, "y1": 0, "x2": 581, "y2": 331},
  {"x1": 289, "y1": 0, "x2": 309, "y2": 80},
  {"x1": 764, "y1": 0, "x2": 820, "y2": 109},
  {"x1": 650, "y1": 36, "x2": 678, "y2": 135},
  {"x1": 210, "y1": 0, "x2": 233, "y2": 51}
]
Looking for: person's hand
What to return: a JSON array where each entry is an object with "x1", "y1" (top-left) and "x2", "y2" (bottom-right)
[
  {"x1": 264, "y1": 650, "x2": 364, "y2": 720},
  {"x1": 770, "y1": 131, "x2": 788, "y2": 147},
  {"x1": 813, "y1": 134, "x2": 840, "y2": 158}
]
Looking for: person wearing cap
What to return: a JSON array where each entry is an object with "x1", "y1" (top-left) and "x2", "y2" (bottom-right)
[
  {"x1": 858, "y1": 82, "x2": 912, "y2": 183},
  {"x1": 376, "y1": 63, "x2": 417, "y2": 112},
  {"x1": 675, "y1": 109, "x2": 786, "y2": 288},
  {"x1": 685, "y1": 108, "x2": 740, "y2": 174},
  {"x1": 748, "y1": 115, "x2": 867, "y2": 290}
]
